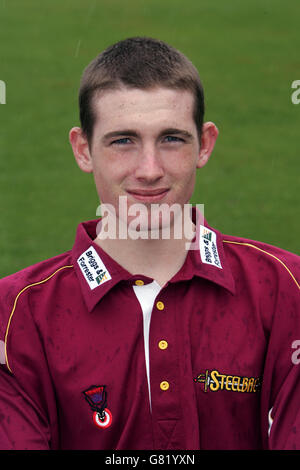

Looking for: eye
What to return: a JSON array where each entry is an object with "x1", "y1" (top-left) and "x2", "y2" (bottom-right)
[
  {"x1": 163, "y1": 135, "x2": 184, "y2": 143},
  {"x1": 111, "y1": 137, "x2": 132, "y2": 145}
]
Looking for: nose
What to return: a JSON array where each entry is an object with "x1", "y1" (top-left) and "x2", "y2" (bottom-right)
[{"x1": 134, "y1": 144, "x2": 164, "y2": 182}]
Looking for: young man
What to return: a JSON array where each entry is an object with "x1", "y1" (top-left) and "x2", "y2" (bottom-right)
[{"x1": 0, "y1": 37, "x2": 299, "y2": 450}]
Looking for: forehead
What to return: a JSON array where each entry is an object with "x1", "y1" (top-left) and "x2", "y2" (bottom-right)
[{"x1": 92, "y1": 86, "x2": 196, "y2": 133}]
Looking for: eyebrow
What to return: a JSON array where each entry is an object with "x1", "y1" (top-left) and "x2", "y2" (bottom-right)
[
  {"x1": 102, "y1": 130, "x2": 139, "y2": 143},
  {"x1": 159, "y1": 128, "x2": 194, "y2": 141},
  {"x1": 101, "y1": 128, "x2": 194, "y2": 143}
]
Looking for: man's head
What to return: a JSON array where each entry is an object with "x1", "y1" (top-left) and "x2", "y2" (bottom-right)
[
  {"x1": 78, "y1": 37, "x2": 205, "y2": 147},
  {"x1": 70, "y1": 37, "x2": 218, "y2": 235}
]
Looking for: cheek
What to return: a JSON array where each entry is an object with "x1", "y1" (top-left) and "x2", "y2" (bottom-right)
[
  {"x1": 92, "y1": 151, "x2": 130, "y2": 180},
  {"x1": 181, "y1": 173, "x2": 197, "y2": 198},
  {"x1": 168, "y1": 145, "x2": 199, "y2": 172},
  {"x1": 173, "y1": 161, "x2": 198, "y2": 200},
  {"x1": 170, "y1": 154, "x2": 198, "y2": 185},
  {"x1": 92, "y1": 168, "x2": 112, "y2": 198},
  {"x1": 92, "y1": 163, "x2": 127, "y2": 204}
]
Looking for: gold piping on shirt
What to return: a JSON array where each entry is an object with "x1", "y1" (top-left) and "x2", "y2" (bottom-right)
[
  {"x1": 223, "y1": 240, "x2": 300, "y2": 290},
  {"x1": 4, "y1": 265, "x2": 74, "y2": 373}
]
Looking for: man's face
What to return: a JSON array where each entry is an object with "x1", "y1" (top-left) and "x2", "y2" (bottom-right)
[{"x1": 71, "y1": 86, "x2": 217, "y2": 233}]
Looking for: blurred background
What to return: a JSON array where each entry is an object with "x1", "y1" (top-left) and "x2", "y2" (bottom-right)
[{"x1": 0, "y1": 0, "x2": 299, "y2": 277}]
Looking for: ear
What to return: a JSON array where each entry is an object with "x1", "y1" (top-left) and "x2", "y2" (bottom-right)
[
  {"x1": 196, "y1": 121, "x2": 219, "y2": 169},
  {"x1": 69, "y1": 126, "x2": 93, "y2": 173}
]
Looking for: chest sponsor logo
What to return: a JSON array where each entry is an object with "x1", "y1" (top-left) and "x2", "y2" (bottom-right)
[
  {"x1": 77, "y1": 246, "x2": 112, "y2": 290},
  {"x1": 199, "y1": 226, "x2": 222, "y2": 269},
  {"x1": 193, "y1": 369, "x2": 262, "y2": 393},
  {"x1": 83, "y1": 385, "x2": 112, "y2": 429}
]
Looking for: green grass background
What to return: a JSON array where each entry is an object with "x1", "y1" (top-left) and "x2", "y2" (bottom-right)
[{"x1": 0, "y1": 0, "x2": 299, "y2": 277}]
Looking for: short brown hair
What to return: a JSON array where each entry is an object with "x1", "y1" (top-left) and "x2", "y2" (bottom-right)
[{"x1": 79, "y1": 37, "x2": 205, "y2": 146}]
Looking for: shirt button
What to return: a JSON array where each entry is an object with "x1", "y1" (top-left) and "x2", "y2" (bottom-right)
[
  {"x1": 158, "y1": 340, "x2": 168, "y2": 350},
  {"x1": 160, "y1": 381, "x2": 170, "y2": 391},
  {"x1": 156, "y1": 301, "x2": 165, "y2": 310},
  {"x1": 135, "y1": 279, "x2": 144, "y2": 286}
]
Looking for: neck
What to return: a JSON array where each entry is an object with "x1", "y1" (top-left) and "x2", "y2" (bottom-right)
[{"x1": 94, "y1": 215, "x2": 196, "y2": 287}]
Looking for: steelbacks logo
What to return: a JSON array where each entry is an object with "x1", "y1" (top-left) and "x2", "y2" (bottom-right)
[
  {"x1": 194, "y1": 369, "x2": 261, "y2": 393},
  {"x1": 83, "y1": 385, "x2": 113, "y2": 429}
]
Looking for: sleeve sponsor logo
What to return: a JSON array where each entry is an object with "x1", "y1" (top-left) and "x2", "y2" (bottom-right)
[
  {"x1": 199, "y1": 226, "x2": 222, "y2": 269},
  {"x1": 193, "y1": 369, "x2": 262, "y2": 393},
  {"x1": 77, "y1": 246, "x2": 112, "y2": 290}
]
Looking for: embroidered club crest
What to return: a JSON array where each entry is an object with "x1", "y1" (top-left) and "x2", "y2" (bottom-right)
[{"x1": 83, "y1": 385, "x2": 112, "y2": 429}]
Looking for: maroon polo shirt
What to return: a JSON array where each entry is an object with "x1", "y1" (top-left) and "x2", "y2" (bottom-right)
[{"x1": 0, "y1": 211, "x2": 300, "y2": 450}]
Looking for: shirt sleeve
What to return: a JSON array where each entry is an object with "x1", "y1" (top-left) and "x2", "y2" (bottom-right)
[
  {"x1": 0, "y1": 277, "x2": 57, "y2": 450},
  {"x1": 268, "y1": 362, "x2": 300, "y2": 449},
  {"x1": 0, "y1": 365, "x2": 51, "y2": 450},
  {"x1": 262, "y1": 252, "x2": 300, "y2": 449}
]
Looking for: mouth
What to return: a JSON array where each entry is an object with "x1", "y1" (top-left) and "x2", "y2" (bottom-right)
[{"x1": 126, "y1": 188, "x2": 170, "y2": 203}]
